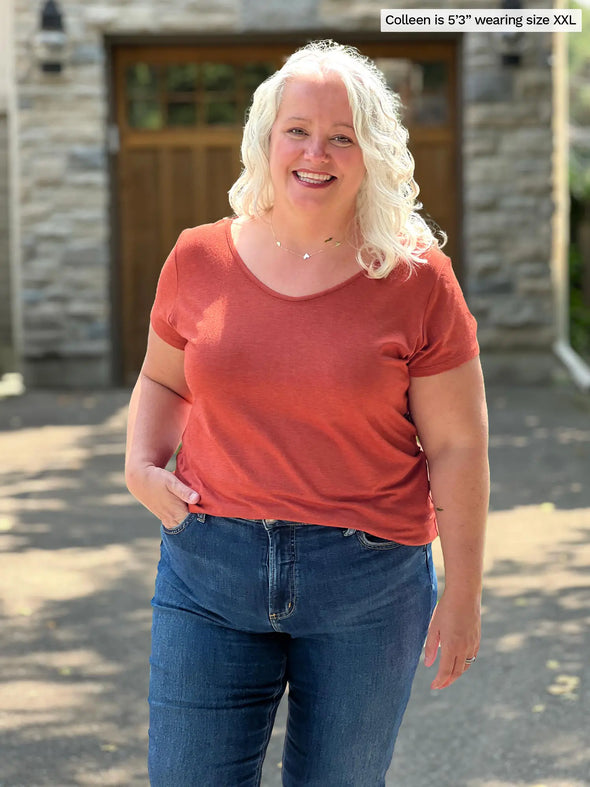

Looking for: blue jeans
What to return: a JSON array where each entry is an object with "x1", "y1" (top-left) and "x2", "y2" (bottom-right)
[{"x1": 148, "y1": 515, "x2": 437, "y2": 786}]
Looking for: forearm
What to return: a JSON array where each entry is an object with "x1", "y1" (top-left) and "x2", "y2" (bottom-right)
[
  {"x1": 427, "y1": 444, "x2": 489, "y2": 598},
  {"x1": 409, "y1": 359, "x2": 488, "y2": 686},
  {"x1": 125, "y1": 372, "x2": 192, "y2": 488}
]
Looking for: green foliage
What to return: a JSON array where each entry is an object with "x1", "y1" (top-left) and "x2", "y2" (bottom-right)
[
  {"x1": 568, "y1": 2, "x2": 590, "y2": 78},
  {"x1": 569, "y1": 241, "x2": 590, "y2": 360},
  {"x1": 570, "y1": 152, "x2": 590, "y2": 202},
  {"x1": 569, "y1": 1, "x2": 590, "y2": 199},
  {"x1": 568, "y1": 2, "x2": 590, "y2": 356}
]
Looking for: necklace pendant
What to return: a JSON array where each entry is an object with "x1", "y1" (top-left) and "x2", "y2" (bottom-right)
[
  {"x1": 276, "y1": 241, "x2": 281, "y2": 248},
  {"x1": 303, "y1": 252, "x2": 311, "y2": 260}
]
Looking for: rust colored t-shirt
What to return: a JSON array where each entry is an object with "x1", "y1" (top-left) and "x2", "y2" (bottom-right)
[{"x1": 150, "y1": 217, "x2": 479, "y2": 544}]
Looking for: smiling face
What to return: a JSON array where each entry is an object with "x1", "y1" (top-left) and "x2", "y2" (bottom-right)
[{"x1": 268, "y1": 73, "x2": 366, "y2": 226}]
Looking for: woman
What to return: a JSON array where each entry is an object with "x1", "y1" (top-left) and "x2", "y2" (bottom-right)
[{"x1": 126, "y1": 40, "x2": 489, "y2": 787}]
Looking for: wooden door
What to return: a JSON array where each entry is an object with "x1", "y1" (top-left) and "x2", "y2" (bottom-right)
[
  {"x1": 113, "y1": 46, "x2": 288, "y2": 381},
  {"x1": 113, "y1": 41, "x2": 458, "y2": 382}
]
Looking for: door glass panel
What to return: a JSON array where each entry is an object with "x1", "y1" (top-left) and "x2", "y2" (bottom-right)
[
  {"x1": 125, "y1": 60, "x2": 279, "y2": 129},
  {"x1": 128, "y1": 100, "x2": 163, "y2": 130},
  {"x1": 167, "y1": 102, "x2": 197, "y2": 126},
  {"x1": 124, "y1": 57, "x2": 449, "y2": 130},
  {"x1": 126, "y1": 63, "x2": 158, "y2": 96},
  {"x1": 242, "y1": 62, "x2": 275, "y2": 91},
  {"x1": 374, "y1": 58, "x2": 449, "y2": 127},
  {"x1": 203, "y1": 63, "x2": 236, "y2": 92},
  {"x1": 127, "y1": 64, "x2": 161, "y2": 129},
  {"x1": 205, "y1": 99, "x2": 238, "y2": 125},
  {"x1": 125, "y1": 59, "x2": 285, "y2": 129},
  {"x1": 167, "y1": 63, "x2": 198, "y2": 93}
]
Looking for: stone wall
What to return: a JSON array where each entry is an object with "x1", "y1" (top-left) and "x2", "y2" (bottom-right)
[
  {"x1": 12, "y1": 0, "x2": 557, "y2": 386},
  {"x1": 462, "y1": 23, "x2": 556, "y2": 382},
  {"x1": 0, "y1": 110, "x2": 13, "y2": 374}
]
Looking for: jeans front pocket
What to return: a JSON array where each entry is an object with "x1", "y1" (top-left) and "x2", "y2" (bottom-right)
[
  {"x1": 161, "y1": 512, "x2": 197, "y2": 536},
  {"x1": 355, "y1": 530, "x2": 403, "y2": 550}
]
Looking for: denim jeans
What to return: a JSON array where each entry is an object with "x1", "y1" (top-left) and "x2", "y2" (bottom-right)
[{"x1": 148, "y1": 514, "x2": 437, "y2": 786}]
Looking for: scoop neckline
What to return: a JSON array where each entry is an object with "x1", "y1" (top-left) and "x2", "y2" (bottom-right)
[{"x1": 224, "y1": 217, "x2": 365, "y2": 302}]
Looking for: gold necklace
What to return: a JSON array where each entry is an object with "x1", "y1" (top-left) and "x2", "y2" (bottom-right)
[{"x1": 270, "y1": 216, "x2": 342, "y2": 261}]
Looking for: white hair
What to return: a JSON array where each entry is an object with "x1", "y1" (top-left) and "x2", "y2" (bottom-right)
[{"x1": 228, "y1": 40, "x2": 445, "y2": 277}]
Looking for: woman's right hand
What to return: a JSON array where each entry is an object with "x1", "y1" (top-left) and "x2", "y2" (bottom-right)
[{"x1": 126, "y1": 464, "x2": 200, "y2": 530}]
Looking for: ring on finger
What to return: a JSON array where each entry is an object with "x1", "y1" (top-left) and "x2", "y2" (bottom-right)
[{"x1": 464, "y1": 656, "x2": 477, "y2": 664}]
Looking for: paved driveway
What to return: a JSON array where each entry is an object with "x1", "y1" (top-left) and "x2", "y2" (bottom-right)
[{"x1": 0, "y1": 383, "x2": 588, "y2": 786}]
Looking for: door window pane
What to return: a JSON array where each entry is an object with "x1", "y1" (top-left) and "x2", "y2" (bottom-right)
[
  {"x1": 167, "y1": 102, "x2": 197, "y2": 126},
  {"x1": 126, "y1": 64, "x2": 162, "y2": 129},
  {"x1": 167, "y1": 63, "x2": 198, "y2": 93},
  {"x1": 242, "y1": 62, "x2": 275, "y2": 91},
  {"x1": 203, "y1": 63, "x2": 236, "y2": 92},
  {"x1": 205, "y1": 99, "x2": 237, "y2": 125},
  {"x1": 124, "y1": 59, "x2": 281, "y2": 130},
  {"x1": 128, "y1": 100, "x2": 163, "y2": 130},
  {"x1": 375, "y1": 58, "x2": 449, "y2": 127},
  {"x1": 126, "y1": 63, "x2": 158, "y2": 96}
]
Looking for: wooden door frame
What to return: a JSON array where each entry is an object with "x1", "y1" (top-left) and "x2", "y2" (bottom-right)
[{"x1": 106, "y1": 33, "x2": 462, "y2": 385}]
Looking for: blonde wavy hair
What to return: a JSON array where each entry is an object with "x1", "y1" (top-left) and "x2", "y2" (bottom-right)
[{"x1": 228, "y1": 40, "x2": 445, "y2": 278}]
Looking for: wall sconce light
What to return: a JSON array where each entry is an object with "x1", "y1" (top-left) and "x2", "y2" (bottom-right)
[
  {"x1": 35, "y1": 0, "x2": 67, "y2": 73},
  {"x1": 499, "y1": 0, "x2": 524, "y2": 66}
]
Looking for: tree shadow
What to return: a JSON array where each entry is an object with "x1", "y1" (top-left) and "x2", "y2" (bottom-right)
[
  {"x1": 487, "y1": 382, "x2": 590, "y2": 511},
  {"x1": 0, "y1": 389, "x2": 158, "y2": 784},
  {"x1": 387, "y1": 515, "x2": 590, "y2": 786},
  {"x1": 386, "y1": 383, "x2": 590, "y2": 785},
  {"x1": 0, "y1": 581, "x2": 153, "y2": 786},
  {"x1": 0, "y1": 382, "x2": 588, "y2": 785}
]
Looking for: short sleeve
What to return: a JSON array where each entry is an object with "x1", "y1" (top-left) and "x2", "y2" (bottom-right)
[
  {"x1": 150, "y1": 239, "x2": 188, "y2": 350},
  {"x1": 408, "y1": 250, "x2": 479, "y2": 377}
]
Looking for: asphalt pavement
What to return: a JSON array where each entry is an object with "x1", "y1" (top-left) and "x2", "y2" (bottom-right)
[{"x1": 0, "y1": 380, "x2": 588, "y2": 787}]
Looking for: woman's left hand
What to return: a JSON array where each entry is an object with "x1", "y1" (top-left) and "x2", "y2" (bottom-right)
[{"x1": 423, "y1": 588, "x2": 481, "y2": 690}]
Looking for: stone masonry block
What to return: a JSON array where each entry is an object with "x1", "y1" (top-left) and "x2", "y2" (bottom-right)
[
  {"x1": 498, "y1": 127, "x2": 553, "y2": 155},
  {"x1": 69, "y1": 44, "x2": 105, "y2": 66},
  {"x1": 242, "y1": 0, "x2": 319, "y2": 29},
  {"x1": 491, "y1": 297, "x2": 553, "y2": 328},
  {"x1": 469, "y1": 252, "x2": 504, "y2": 275},
  {"x1": 478, "y1": 327, "x2": 556, "y2": 351},
  {"x1": 465, "y1": 70, "x2": 513, "y2": 103},
  {"x1": 470, "y1": 275, "x2": 514, "y2": 296},
  {"x1": 462, "y1": 136, "x2": 498, "y2": 157},
  {"x1": 466, "y1": 186, "x2": 500, "y2": 210},
  {"x1": 63, "y1": 242, "x2": 108, "y2": 268},
  {"x1": 67, "y1": 146, "x2": 106, "y2": 171},
  {"x1": 517, "y1": 278, "x2": 553, "y2": 295}
]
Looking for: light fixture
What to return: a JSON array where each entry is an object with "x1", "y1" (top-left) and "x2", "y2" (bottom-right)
[
  {"x1": 35, "y1": 0, "x2": 67, "y2": 73},
  {"x1": 499, "y1": 0, "x2": 524, "y2": 67}
]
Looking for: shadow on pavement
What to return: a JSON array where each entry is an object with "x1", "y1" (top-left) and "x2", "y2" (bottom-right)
[{"x1": 0, "y1": 382, "x2": 588, "y2": 786}]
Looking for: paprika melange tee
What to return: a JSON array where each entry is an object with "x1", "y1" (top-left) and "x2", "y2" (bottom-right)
[{"x1": 150, "y1": 218, "x2": 479, "y2": 545}]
